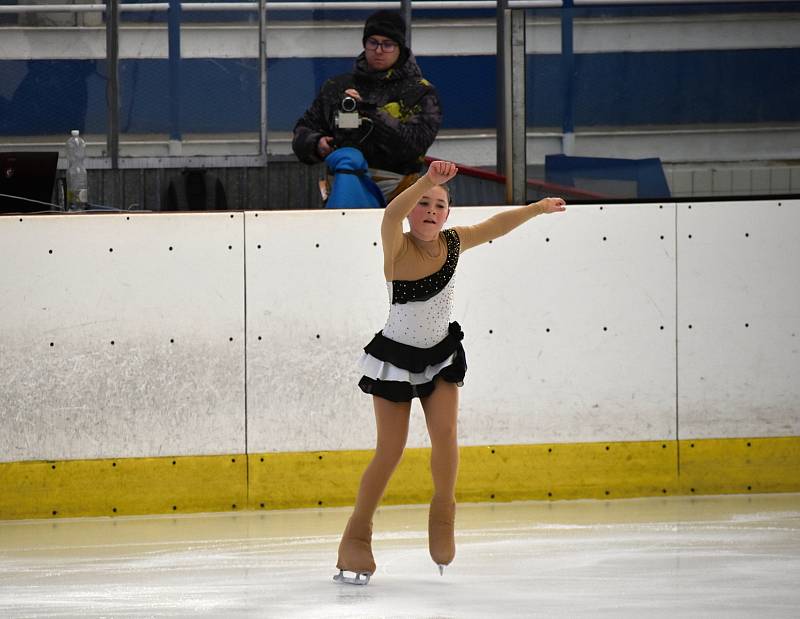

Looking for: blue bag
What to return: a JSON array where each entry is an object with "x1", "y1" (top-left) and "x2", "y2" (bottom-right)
[{"x1": 324, "y1": 147, "x2": 386, "y2": 209}]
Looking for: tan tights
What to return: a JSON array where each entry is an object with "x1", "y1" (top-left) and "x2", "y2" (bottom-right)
[{"x1": 340, "y1": 380, "x2": 459, "y2": 571}]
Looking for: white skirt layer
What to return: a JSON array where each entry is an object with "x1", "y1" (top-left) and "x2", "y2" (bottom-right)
[{"x1": 358, "y1": 351, "x2": 457, "y2": 386}]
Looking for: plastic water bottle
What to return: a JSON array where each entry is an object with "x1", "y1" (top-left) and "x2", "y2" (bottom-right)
[{"x1": 66, "y1": 129, "x2": 88, "y2": 211}]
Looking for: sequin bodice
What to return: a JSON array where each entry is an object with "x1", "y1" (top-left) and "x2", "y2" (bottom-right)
[{"x1": 382, "y1": 229, "x2": 460, "y2": 348}]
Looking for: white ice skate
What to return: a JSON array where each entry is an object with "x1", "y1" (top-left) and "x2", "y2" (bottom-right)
[{"x1": 333, "y1": 569, "x2": 371, "y2": 585}]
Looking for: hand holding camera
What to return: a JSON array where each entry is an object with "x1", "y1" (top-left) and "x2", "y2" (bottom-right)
[
  {"x1": 320, "y1": 89, "x2": 365, "y2": 157},
  {"x1": 332, "y1": 88, "x2": 376, "y2": 149},
  {"x1": 344, "y1": 88, "x2": 362, "y2": 103},
  {"x1": 336, "y1": 89, "x2": 366, "y2": 130}
]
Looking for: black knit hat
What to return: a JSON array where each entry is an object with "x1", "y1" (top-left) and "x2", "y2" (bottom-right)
[{"x1": 362, "y1": 10, "x2": 406, "y2": 48}]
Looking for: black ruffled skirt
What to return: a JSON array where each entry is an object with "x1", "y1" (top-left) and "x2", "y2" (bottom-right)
[{"x1": 358, "y1": 321, "x2": 467, "y2": 402}]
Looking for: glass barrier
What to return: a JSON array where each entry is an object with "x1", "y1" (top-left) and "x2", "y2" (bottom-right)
[
  {"x1": 0, "y1": 3, "x2": 109, "y2": 160},
  {"x1": 117, "y1": 0, "x2": 262, "y2": 159},
  {"x1": 525, "y1": 2, "x2": 800, "y2": 201},
  {"x1": 0, "y1": 0, "x2": 266, "y2": 168},
  {"x1": 265, "y1": 9, "x2": 374, "y2": 159},
  {"x1": 1, "y1": 1, "x2": 798, "y2": 205}
]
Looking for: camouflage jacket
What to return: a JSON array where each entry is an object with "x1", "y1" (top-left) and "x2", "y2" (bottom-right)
[{"x1": 292, "y1": 51, "x2": 442, "y2": 175}]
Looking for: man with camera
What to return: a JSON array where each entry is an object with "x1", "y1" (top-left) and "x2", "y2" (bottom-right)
[{"x1": 292, "y1": 10, "x2": 442, "y2": 203}]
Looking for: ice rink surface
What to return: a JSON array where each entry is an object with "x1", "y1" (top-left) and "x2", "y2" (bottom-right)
[{"x1": 1, "y1": 493, "x2": 799, "y2": 618}]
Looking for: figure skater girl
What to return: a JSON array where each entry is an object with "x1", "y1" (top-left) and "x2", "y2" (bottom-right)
[{"x1": 335, "y1": 160, "x2": 566, "y2": 584}]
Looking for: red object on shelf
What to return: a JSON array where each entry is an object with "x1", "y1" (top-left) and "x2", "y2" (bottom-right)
[{"x1": 424, "y1": 156, "x2": 606, "y2": 200}]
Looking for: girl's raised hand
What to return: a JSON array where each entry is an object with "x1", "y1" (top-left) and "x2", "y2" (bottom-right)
[
  {"x1": 535, "y1": 197, "x2": 567, "y2": 213},
  {"x1": 426, "y1": 160, "x2": 458, "y2": 185}
]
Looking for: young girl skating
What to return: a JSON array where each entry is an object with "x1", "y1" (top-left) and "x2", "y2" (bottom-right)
[{"x1": 335, "y1": 160, "x2": 566, "y2": 585}]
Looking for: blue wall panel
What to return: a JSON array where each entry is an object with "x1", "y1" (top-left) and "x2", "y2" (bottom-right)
[
  {"x1": 570, "y1": 49, "x2": 800, "y2": 127},
  {"x1": 1, "y1": 49, "x2": 798, "y2": 135},
  {"x1": 0, "y1": 60, "x2": 102, "y2": 135},
  {"x1": 119, "y1": 59, "x2": 260, "y2": 133}
]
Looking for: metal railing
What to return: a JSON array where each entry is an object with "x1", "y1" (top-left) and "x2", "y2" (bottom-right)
[{"x1": 6, "y1": 0, "x2": 798, "y2": 14}]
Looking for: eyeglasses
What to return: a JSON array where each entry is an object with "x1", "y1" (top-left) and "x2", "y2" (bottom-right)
[{"x1": 365, "y1": 38, "x2": 398, "y2": 53}]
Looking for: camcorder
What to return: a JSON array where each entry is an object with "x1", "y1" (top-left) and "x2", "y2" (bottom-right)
[
  {"x1": 332, "y1": 95, "x2": 377, "y2": 148},
  {"x1": 334, "y1": 95, "x2": 362, "y2": 130}
]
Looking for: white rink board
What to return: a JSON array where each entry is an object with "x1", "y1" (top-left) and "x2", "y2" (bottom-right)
[
  {"x1": 3, "y1": 200, "x2": 798, "y2": 464},
  {"x1": 677, "y1": 199, "x2": 800, "y2": 438},
  {"x1": 0, "y1": 213, "x2": 246, "y2": 462},
  {"x1": 245, "y1": 204, "x2": 678, "y2": 452},
  {"x1": 453, "y1": 203, "x2": 677, "y2": 446},
  {"x1": 245, "y1": 210, "x2": 391, "y2": 452}
]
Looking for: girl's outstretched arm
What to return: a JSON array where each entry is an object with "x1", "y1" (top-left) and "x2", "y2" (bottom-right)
[
  {"x1": 458, "y1": 197, "x2": 566, "y2": 251},
  {"x1": 380, "y1": 161, "x2": 458, "y2": 279}
]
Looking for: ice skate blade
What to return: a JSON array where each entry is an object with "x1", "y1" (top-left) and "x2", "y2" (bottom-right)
[{"x1": 333, "y1": 570, "x2": 371, "y2": 586}]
